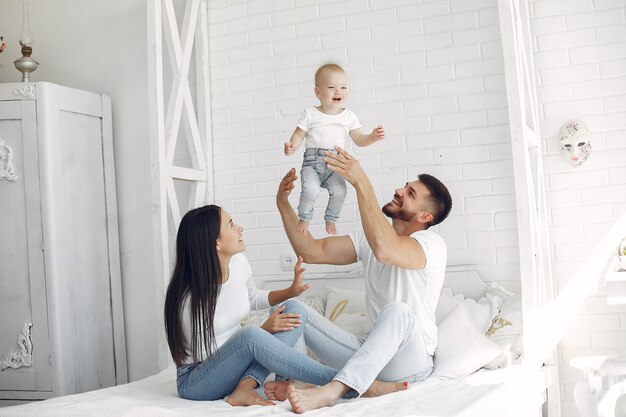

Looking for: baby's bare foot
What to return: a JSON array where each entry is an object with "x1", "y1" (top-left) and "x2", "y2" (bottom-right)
[
  {"x1": 296, "y1": 219, "x2": 309, "y2": 235},
  {"x1": 362, "y1": 381, "x2": 408, "y2": 398},
  {"x1": 325, "y1": 221, "x2": 337, "y2": 235}
]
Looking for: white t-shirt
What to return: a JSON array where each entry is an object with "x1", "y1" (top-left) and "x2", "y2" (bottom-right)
[
  {"x1": 347, "y1": 229, "x2": 447, "y2": 355},
  {"x1": 297, "y1": 106, "x2": 361, "y2": 150},
  {"x1": 181, "y1": 253, "x2": 270, "y2": 363}
]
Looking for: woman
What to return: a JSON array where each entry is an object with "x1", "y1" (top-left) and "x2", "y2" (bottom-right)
[
  {"x1": 165, "y1": 205, "x2": 404, "y2": 407},
  {"x1": 164, "y1": 205, "x2": 341, "y2": 406}
]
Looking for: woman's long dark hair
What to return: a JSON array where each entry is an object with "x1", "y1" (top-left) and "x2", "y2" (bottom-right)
[{"x1": 164, "y1": 205, "x2": 223, "y2": 366}]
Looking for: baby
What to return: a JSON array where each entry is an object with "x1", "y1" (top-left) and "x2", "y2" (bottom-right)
[{"x1": 284, "y1": 63, "x2": 384, "y2": 235}]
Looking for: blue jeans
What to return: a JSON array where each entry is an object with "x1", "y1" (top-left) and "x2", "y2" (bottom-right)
[
  {"x1": 291, "y1": 299, "x2": 435, "y2": 398},
  {"x1": 298, "y1": 148, "x2": 347, "y2": 223},
  {"x1": 176, "y1": 301, "x2": 336, "y2": 401}
]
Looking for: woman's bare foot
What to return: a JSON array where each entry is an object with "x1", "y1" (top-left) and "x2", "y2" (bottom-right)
[
  {"x1": 362, "y1": 381, "x2": 408, "y2": 397},
  {"x1": 226, "y1": 379, "x2": 274, "y2": 407},
  {"x1": 325, "y1": 221, "x2": 337, "y2": 235},
  {"x1": 287, "y1": 381, "x2": 346, "y2": 414},
  {"x1": 296, "y1": 219, "x2": 309, "y2": 235},
  {"x1": 264, "y1": 380, "x2": 316, "y2": 401}
]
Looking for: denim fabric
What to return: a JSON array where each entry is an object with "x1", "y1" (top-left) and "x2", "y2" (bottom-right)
[
  {"x1": 292, "y1": 299, "x2": 434, "y2": 398},
  {"x1": 176, "y1": 300, "x2": 337, "y2": 401},
  {"x1": 297, "y1": 148, "x2": 347, "y2": 223},
  {"x1": 240, "y1": 300, "x2": 308, "y2": 385}
]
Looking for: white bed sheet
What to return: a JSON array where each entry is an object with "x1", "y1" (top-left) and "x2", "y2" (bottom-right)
[{"x1": 0, "y1": 365, "x2": 540, "y2": 417}]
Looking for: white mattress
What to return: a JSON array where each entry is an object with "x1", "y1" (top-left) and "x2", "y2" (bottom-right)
[{"x1": 0, "y1": 365, "x2": 541, "y2": 417}]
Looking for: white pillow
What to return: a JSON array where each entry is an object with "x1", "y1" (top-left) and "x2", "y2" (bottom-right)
[
  {"x1": 483, "y1": 294, "x2": 523, "y2": 369},
  {"x1": 485, "y1": 281, "x2": 515, "y2": 300},
  {"x1": 333, "y1": 313, "x2": 366, "y2": 337},
  {"x1": 325, "y1": 287, "x2": 366, "y2": 320},
  {"x1": 433, "y1": 303, "x2": 502, "y2": 378},
  {"x1": 435, "y1": 288, "x2": 502, "y2": 334},
  {"x1": 435, "y1": 288, "x2": 461, "y2": 325},
  {"x1": 241, "y1": 309, "x2": 269, "y2": 328}
]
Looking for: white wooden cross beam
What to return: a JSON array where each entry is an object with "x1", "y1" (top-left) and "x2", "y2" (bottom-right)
[{"x1": 148, "y1": 0, "x2": 213, "y2": 290}]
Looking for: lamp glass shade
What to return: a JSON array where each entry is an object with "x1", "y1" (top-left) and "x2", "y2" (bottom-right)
[{"x1": 19, "y1": 3, "x2": 34, "y2": 47}]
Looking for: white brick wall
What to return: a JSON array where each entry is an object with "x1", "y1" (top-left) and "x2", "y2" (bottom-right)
[
  {"x1": 531, "y1": 0, "x2": 626, "y2": 415},
  {"x1": 201, "y1": 1, "x2": 626, "y2": 414},
  {"x1": 207, "y1": 0, "x2": 519, "y2": 286}
]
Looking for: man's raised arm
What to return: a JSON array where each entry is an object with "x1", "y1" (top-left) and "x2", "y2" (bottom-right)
[
  {"x1": 276, "y1": 168, "x2": 357, "y2": 265},
  {"x1": 324, "y1": 147, "x2": 427, "y2": 270}
]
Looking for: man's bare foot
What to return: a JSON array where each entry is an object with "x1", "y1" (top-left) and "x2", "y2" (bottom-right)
[
  {"x1": 325, "y1": 221, "x2": 337, "y2": 235},
  {"x1": 296, "y1": 219, "x2": 309, "y2": 235},
  {"x1": 226, "y1": 379, "x2": 274, "y2": 407},
  {"x1": 362, "y1": 381, "x2": 408, "y2": 397},
  {"x1": 264, "y1": 380, "x2": 316, "y2": 401},
  {"x1": 287, "y1": 382, "x2": 345, "y2": 414}
]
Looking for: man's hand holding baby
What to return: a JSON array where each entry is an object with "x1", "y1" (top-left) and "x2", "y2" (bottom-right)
[{"x1": 324, "y1": 146, "x2": 368, "y2": 188}]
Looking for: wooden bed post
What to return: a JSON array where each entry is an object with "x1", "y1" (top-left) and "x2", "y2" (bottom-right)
[
  {"x1": 497, "y1": 1, "x2": 561, "y2": 416},
  {"x1": 147, "y1": 0, "x2": 213, "y2": 369}
]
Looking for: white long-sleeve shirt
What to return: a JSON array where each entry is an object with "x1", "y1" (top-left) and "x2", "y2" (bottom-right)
[{"x1": 181, "y1": 253, "x2": 270, "y2": 363}]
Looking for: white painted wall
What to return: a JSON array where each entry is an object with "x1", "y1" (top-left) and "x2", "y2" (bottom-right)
[
  {"x1": 0, "y1": 0, "x2": 161, "y2": 382},
  {"x1": 530, "y1": 0, "x2": 626, "y2": 415}
]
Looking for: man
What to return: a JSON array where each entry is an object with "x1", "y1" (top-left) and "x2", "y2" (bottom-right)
[{"x1": 268, "y1": 146, "x2": 453, "y2": 413}]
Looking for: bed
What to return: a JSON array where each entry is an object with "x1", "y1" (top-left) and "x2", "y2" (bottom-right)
[
  {"x1": 0, "y1": 364, "x2": 542, "y2": 417},
  {"x1": 0, "y1": 267, "x2": 552, "y2": 417}
]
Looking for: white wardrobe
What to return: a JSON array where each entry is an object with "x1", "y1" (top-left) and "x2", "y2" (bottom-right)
[{"x1": 0, "y1": 82, "x2": 126, "y2": 402}]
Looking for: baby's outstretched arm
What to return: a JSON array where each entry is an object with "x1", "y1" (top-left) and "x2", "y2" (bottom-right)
[
  {"x1": 350, "y1": 124, "x2": 385, "y2": 147},
  {"x1": 285, "y1": 127, "x2": 306, "y2": 155}
]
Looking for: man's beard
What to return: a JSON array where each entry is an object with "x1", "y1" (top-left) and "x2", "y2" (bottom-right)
[{"x1": 382, "y1": 201, "x2": 415, "y2": 222}]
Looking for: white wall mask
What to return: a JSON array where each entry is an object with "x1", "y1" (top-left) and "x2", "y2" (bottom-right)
[{"x1": 560, "y1": 119, "x2": 591, "y2": 168}]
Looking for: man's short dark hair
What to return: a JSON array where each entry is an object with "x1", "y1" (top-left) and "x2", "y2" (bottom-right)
[{"x1": 418, "y1": 174, "x2": 452, "y2": 227}]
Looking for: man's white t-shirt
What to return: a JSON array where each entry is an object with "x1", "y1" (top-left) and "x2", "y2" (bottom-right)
[
  {"x1": 181, "y1": 253, "x2": 270, "y2": 363},
  {"x1": 347, "y1": 229, "x2": 447, "y2": 355},
  {"x1": 297, "y1": 106, "x2": 361, "y2": 150}
]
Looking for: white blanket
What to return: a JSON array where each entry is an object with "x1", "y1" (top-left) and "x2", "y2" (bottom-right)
[{"x1": 0, "y1": 366, "x2": 540, "y2": 417}]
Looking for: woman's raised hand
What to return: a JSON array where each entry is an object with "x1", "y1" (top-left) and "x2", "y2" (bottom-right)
[
  {"x1": 289, "y1": 255, "x2": 310, "y2": 297},
  {"x1": 276, "y1": 168, "x2": 297, "y2": 206},
  {"x1": 261, "y1": 305, "x2": 302, "y2": 334}
]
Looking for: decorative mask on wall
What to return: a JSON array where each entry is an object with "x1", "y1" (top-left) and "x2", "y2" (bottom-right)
[{"x1": 559, "y1": 119, "x2": 591, "y2": 168}]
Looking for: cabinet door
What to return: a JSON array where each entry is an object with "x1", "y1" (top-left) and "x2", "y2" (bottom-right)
[
  {"x1": 0, "y1": 100, "x2": 52, "y2": 394},
  {"x1": 54, "y1": 100, "x2": 117, "y2": 392}
]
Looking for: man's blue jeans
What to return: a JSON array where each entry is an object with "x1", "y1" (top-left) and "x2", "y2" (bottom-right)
[{"x1": 290, "y1": 299, "x2": 435, "y2": 398}]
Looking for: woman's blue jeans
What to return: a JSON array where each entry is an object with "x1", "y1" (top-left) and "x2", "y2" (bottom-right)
[{"x1": 176, "y1": 300, "x2": 336, "y2": 401}]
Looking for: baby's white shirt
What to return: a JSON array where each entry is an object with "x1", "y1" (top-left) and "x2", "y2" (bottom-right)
[{"x1": 297, "y1": 106, "x2": 361, "y2": 150}]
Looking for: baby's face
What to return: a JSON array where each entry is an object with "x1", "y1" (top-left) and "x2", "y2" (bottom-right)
[{"x1": 315, "y1": 70, "x2": 349, "y2": 112}]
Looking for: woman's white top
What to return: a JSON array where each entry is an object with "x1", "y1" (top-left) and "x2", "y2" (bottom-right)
[
  {"x1": 297, "y1": 106, "x2": 361, "y2": 150},
  {"x1": 181, "y1": 253, "x2": 270, "y2": 363}
]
